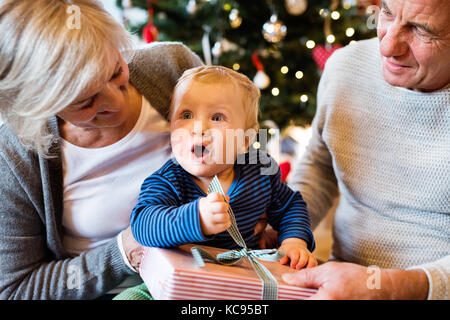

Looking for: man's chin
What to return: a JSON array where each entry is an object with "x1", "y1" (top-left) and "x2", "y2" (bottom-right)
[{"x1": 382, "y1": 69, "x2": 414, "y2": 89}]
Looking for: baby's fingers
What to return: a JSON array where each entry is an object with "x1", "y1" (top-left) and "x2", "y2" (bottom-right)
[
  {"x1": 279, "y1": 255, "x2": 290, "y2": 266},
  {"x1": 208, "y1": 201, "x2": 229, "y2": 214},
  {"x1": 306, "y1": 255, "x2": 318, "y2": 268},
  {"x1": 294, "y1": 251, "x2": 309, "y2": 270},
  {"x1": 289, "y1": 251, "x2": 301, "y2": 269},
  {"x1": 211, "y1": 212, "x2": 230, "y2": 224}
]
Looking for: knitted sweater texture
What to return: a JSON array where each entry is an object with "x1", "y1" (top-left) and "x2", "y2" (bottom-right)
[{"x1": 289, "y1": 38, "x2": 450, "y2": 300}]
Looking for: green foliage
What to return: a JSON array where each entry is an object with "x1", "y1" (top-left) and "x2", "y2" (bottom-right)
[{"x1": 117, "y1": 0, "x2": 376, "y2": 128}]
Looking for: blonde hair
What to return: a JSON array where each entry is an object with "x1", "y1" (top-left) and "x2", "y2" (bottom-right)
[
  {"x1": 0, "y1": 0, "x2": 134, "y2": 156},
  {"x1": 172, "y1": 65, "x2": 261, "y2": 132}
]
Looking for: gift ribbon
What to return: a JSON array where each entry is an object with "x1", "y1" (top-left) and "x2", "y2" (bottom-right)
[{"x1": 191, "y1": 175, "x2": 284, "y2": 300}]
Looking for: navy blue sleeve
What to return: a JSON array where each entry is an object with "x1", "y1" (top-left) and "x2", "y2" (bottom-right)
[
  {"x1": 266, "y1": 163, "x2": 315, "y2": 252},
  {"x1": 130, "y1": 174, "x2": 206, "y2": 247}
]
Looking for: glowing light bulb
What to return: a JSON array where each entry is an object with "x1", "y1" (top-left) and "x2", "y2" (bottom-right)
[
  {"x1": 300, "y1": 94, "x2": 308, "y2": 102},
  {"x1": 280, "y1": 66, "x2": 289, "y2": 74},
  {"x1": 295, "y1": 71, "x2": 304, "y2": 79},
  {"x1": 346, "y1": 27, "x2": 355, "y2": 37},
  {"x1": 232, "y1": 63, "x2": 240, "y2": 71},
  {"x1": 271, "y1": 87, "x2": 280, "y2": 96},
  {"x1": 327, "y1": 34, "x2": 336, "y2": 43},
  {"x1": 306, "y1": 40, "x2": 315, "y2": 49},
  {"x1": 331, "y1": 11, "x2": 340, "y2": 20}
]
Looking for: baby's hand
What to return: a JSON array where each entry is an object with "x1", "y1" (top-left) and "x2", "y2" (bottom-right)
[
  {"x1": 199, "y1": 192, "x2": 231, "y2": 235},
  {"x1": 279, "y1": 238, "x2": 318, "y2": 269}
]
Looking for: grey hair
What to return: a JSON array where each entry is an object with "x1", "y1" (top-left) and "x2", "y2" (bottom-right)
[{"x1": 0, "y1": 0, "x2": 134, "y2": 156}]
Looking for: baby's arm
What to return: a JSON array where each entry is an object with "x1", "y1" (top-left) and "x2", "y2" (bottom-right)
[
  {"x1": 130, "y1": 175, "x2": 207, "y2": 247},
  {"x1": 264, "y1": 156, "x2": 316, "y2": 268}
]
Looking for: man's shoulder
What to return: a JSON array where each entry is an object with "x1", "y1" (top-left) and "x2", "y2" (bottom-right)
[
  {"x1": 318, "y1": 37, "x2": 383, "y2": 104},
  {"x1": 324, "y1": 37, "x2": 380, "y2": 74}
]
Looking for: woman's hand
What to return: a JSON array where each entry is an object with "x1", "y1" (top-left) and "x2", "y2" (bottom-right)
[
  {"x1": 121, "y1": 226, "x2": 145, "y2": 272},
  {"x1": 282, "y1": 261, "x2": 429, "y2": 299}
]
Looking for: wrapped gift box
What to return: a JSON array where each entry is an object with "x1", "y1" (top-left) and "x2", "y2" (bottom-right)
[{"x1": 139, "y1": 244, "x2": 317, "y2": 300}]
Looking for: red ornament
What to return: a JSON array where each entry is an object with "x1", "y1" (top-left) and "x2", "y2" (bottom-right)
[
  {"x1": 312, "y1": 44, "x2": 342, "y2": 71},
  {"x1": 143, "y1": 7, "x2": 159, "y2": 43},
  {"x1": 356, "y1": 0, "x2": 380, "y2": 15},
  {"x1": 279, "y1": 161, "x2": 291, "y2": 183}
]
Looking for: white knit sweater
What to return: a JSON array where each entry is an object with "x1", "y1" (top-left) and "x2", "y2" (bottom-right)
[{"x1": 289, "y1": 38, "x2": 450, "y2": 300}]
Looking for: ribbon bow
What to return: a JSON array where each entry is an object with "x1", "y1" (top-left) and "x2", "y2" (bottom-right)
[{"x1": 191, "y1": 176, "x2": 284, "y2": 300}]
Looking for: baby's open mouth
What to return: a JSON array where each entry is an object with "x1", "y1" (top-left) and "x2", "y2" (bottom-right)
[{"x1": 192, "y1": 144, "x2": 210, "y2": 159}]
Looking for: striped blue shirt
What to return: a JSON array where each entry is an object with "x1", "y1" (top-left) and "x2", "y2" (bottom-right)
[{"x1": 130, "y1": 152, "x2": 315, "y2": 251}]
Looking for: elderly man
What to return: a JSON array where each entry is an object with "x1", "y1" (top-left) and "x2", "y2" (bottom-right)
[{"x1": 284, "y1": 0, "x2": 449, "y2": 299}]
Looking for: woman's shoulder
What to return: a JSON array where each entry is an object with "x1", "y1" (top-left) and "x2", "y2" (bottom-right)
[
  {"x1": 131, "y1": 42, "x2": 199, "y2": 60},
  {"x1": 0, "y1": 122, "x2": 30, "y2": 162},
  {"x1": 0, "y1": 123, "x2": 45, "y2": 201},
  {"x1": 128, "y1": 42, "x2": 203, "y2": 78}
]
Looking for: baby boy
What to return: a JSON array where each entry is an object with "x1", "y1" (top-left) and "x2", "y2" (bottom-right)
[{"x1": 130, "y1": 65, "x2": 317, "y2": 269}]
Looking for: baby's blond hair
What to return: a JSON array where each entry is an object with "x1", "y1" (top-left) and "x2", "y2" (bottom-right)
[{"x1": 172, "y1": 65, "x2": 261, "y2": 132}]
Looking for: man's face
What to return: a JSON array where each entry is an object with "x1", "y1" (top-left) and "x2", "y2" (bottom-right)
[{"x1": 377, "y1": 0, "x2": 450, "y2": 91}]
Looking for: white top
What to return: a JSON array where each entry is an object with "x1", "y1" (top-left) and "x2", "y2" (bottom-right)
[
  {"x1": 289, "y1": 38, "x2": 450, "y2": 300},
  {"x1": 61, "y1": 96, "x2": 171, "y2": 283}
]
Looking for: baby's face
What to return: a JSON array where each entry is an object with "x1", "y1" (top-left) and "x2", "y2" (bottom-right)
[{"x1": 169, "y1": 79, "x2": 249, "y2": 178}]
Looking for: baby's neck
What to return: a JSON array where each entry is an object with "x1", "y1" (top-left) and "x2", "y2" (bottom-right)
[{"x1": 193, "y1": 167, "x2": 235, "y2": 195}]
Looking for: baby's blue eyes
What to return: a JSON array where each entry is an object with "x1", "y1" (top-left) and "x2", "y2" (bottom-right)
[
  {"x1": 180, "y1": 111, "x2": 224, "y2": 121},
  {"x1": 181, "y1": 111, "x2": 193, "y2": 119},
  {"x1": 212, "y1": 114, "x2": 224, "y2": 121}
]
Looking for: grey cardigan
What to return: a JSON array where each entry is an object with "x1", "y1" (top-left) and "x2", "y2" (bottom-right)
[{"x1": 0, "y1": 42, "x2": 203, "y2": 299}]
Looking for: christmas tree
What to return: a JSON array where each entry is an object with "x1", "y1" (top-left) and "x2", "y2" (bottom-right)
[{"x1": 117, "y1": 0, "x2": 378, "y2": 130}]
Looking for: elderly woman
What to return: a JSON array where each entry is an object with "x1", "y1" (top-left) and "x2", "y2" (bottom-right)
[
  {"x1": 0, "y1": 0, "x2": 202, "y2": 299},
  {"x1": 285, "y1": 0, "x2": 450, "y2": 299}
]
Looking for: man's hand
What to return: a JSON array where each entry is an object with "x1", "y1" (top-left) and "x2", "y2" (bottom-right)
[
  {"x1": 282, "y1": 261, "x2": 429, "y2": 299},
  {"x1": 199, "y1": 192, "x2": 231, "y2": 235},
  {"x1": 279, "y1": 238, "x2": 317, "y2": 269}
]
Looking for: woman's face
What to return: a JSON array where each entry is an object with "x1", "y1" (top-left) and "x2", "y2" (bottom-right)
[{"x1": 57, "y1": 51, "x2": 132, "y2": 129}]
